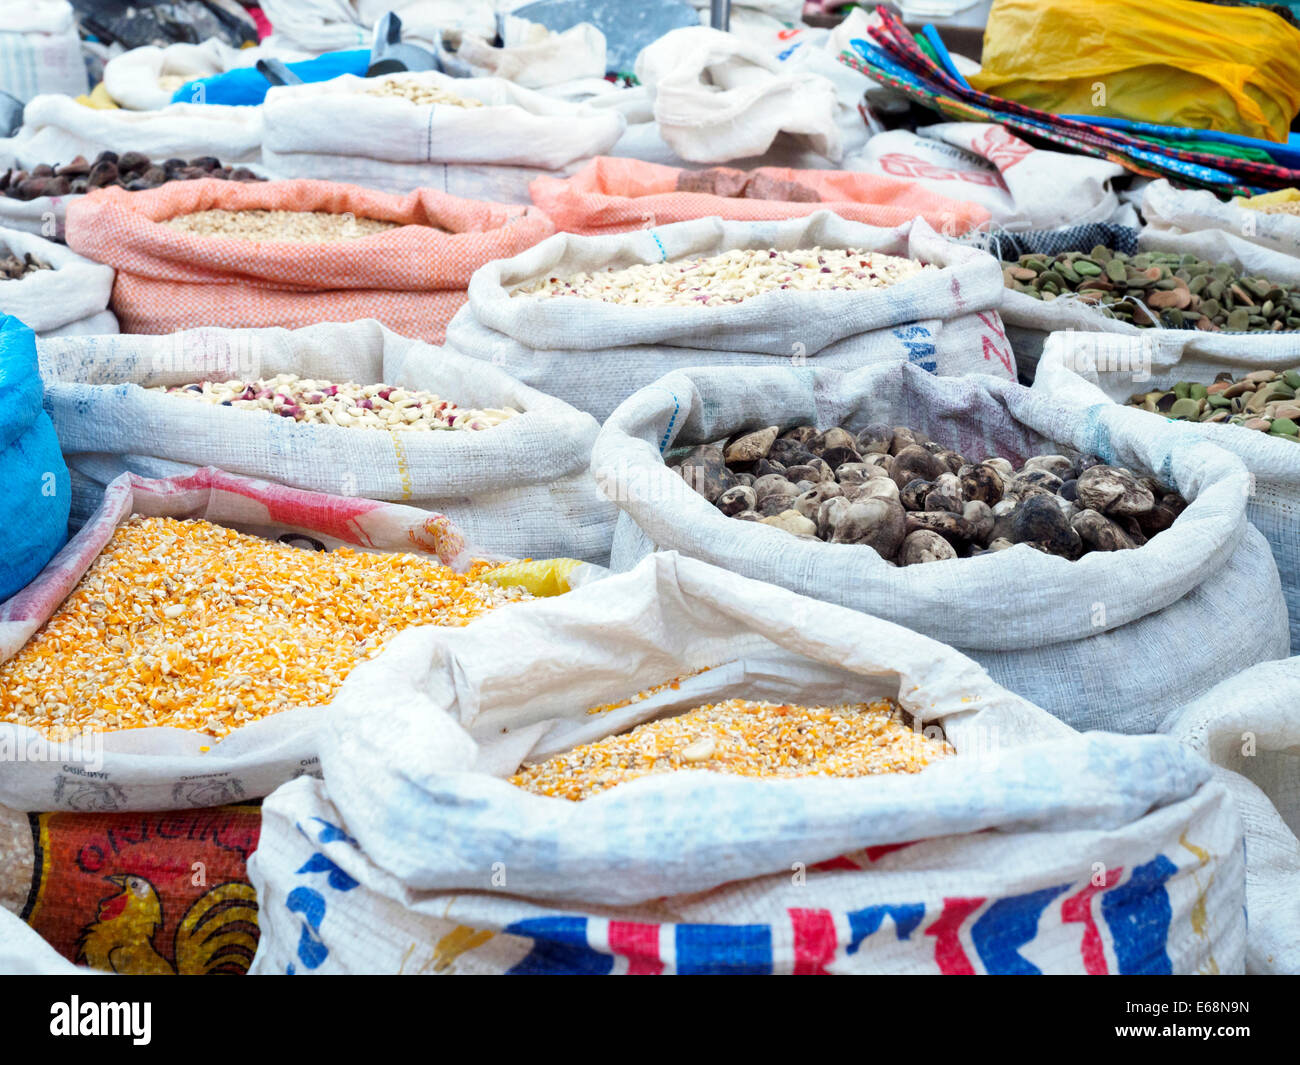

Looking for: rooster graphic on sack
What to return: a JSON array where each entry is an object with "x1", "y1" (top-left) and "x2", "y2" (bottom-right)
[{"x1": 77, "y1": 873, "x2": 259, "y2": 975}]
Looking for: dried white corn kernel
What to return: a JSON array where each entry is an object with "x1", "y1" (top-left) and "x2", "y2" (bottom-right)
[
  {"x1": 364, "y1": 78, "x2": 484, "y2": 108},
  {"x1": 513, "y1": 247, "x2": 934, "y2": 307},
  {"x1": 162, "y1": 209, "x2": 401, "y2": 242}
]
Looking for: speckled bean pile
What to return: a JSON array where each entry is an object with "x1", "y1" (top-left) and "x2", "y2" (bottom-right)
[
  {"x1": 163, "y1": 209, "x2": 400, "y2": 242},
  {"x1": 512, "y1": 247, "x2": 932, "y2": 307},
  {"x1": 154, "y1": 374, "x2": 519, "y2": 431}
]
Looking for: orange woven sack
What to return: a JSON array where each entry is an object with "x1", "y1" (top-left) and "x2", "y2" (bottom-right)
[
  {"x1": 530, "y1": 157, "x2": 991, "y2": 236},
  {"x1": 65, "y1": 179, "x2": 556, "y2": 343}
]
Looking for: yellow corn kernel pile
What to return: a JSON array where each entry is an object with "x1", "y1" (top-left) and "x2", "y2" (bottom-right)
[
  {"x1": 511, "y1": 697, "x2": 954, "y2": 801},
  {"x1": 0, "y1": 516, "x2": 532, "y2": 740}
]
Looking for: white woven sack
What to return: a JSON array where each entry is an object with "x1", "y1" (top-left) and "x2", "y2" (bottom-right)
[
  {"x1": 262, "y1": 71, "x2": 624, "y2": 179},
  {"x1": 0, "y1": 467, "x2": 508, "y2": 812},
  {"x1": 1034, "y1": 329, "x2": 1300, "y2": 654},
  {"x1": 0, "y1": 227, "x2": 116, "y2": 338},
  {"x1": 1161, "y1": 657, "x2": 1300, "y2": 976},
  {"x1": 443, "y1": 211, "x2": 1013, "y2": 421},
  {"x1": 847, "y1": 123, "x2": 1128, "y2": 230},
  {"x1": 0, "y1": 96, "x2": 264, "y2": 170},
  {"x1": 593, "y1": 362, "x2": 1288, "y2": 733},
  {"x1": 246, "y1": 551, "x2": 1245, "y2": 975},
  {"x1": 102, "y1": 39, "x2": 271, "y2": 111},
  {"x1": 440, "y1": 19, "x2": 606, "y2": 89},
  {"x1": 37, "y1": 320, "x2": 616, "y2": 564},
  {"x1": 0, "y1": 906, "x2": 84, "y2": 974},
  {"x1": 0, "y1": 1, "x2": 88, "y2": 103},
  {"x1": 634, "y1": 27, "x2": 843, "y2": 165},
  {"x1": 1140, "y1": 179, "x2": 1300, "y2": 284},
  {"x1": 0, "y1": 192, "x2": 76, "y2": 241}
]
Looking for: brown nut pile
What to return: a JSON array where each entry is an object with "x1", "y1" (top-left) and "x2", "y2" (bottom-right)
[
  {"x1": 0, "y1": 251, "x2": 52, "y2": 280},
  {"x1": 0, "y1": 151, "x2": 263, "y2": 200},
  {"x1": 672, "y1": 423, "x2": 1187, "y2": 564}
]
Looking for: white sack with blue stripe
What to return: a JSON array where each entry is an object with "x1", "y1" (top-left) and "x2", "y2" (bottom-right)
[
  {"x1": 592, "y1": 362, "x2": 1288, "y2": 733},
  {"x1": 1034, "y1": 329, "x2": 1300, "y2": 655},
  {"x1": 442, "y1": 211, "x2": 1015, "y2": 421},
  {"x1": 0, "y1": 2, "x2": 87, "y2": 104},
  {"x1": 37, "y1": 320, "x2": 616, "y2": 564},
  {"x1": 246, "y1": 552, "x2": 1246, "y2": 975}
]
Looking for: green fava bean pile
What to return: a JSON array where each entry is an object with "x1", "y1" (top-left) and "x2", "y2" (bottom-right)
[
  {"x1": 1001, "y1": 246, "x2": 1300, "y2": 332},
  {"x1": 1129, "y1": 368, "x2": 1300, "y2": 441}
]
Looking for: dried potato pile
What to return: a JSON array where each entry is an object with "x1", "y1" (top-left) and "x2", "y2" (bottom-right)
[
  {"x1": 365, "y1": 78, "x2": 484, "y2": 108},
  {"x1": 154, "y1": 374, "x2": 519, "y2": 431},
  {"x1": 0, "y1": 516, "x2": 532, "y2": 740},
  {"x1": 163, "y1": 209, "x2": 400, "y2": 242},
  {"x1": 510, "y1": 697, "x2": 953, "y2": 800},
  {"x1": 512, "y1": 247, "x2": 932, "y2": 307}
]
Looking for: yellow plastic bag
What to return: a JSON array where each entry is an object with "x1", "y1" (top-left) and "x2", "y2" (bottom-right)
[
  {"x1": 477, "y1": 558, "x2": 588, "y2": 597},
  {"x1": 969, "y1": 0, "x2": 1300, "y2": 142},
  {"x1": 75, "y1": 82, "x2": 120, "y2": 110},
  {"x1": 1236, "y1": 188, "x2": 1300, "y2": 214}
]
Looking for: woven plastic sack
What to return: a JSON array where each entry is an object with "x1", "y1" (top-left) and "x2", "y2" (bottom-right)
[
  {"x1": 592, "y1": 362, "x2": 1288, "y2": 734},
  {"x1": 439, "y1": 19, "x2": 606, "y2": 89},
  {"x1": 1033, "y1": 329, "x2": 1300, "y2": 654},
  {"x1": 246, "y1": 551, "x2": 1246, "y2": 975},
  {"x1": 0, "y1": 316, "x2": 69, "y2": 603},
  {"x1": 960, "y1": 225, "x2": 1142, "y2": 382},
  {"x1": 0, "y1": 1, "x2": 88, "y2": 103},
  {"x1": 846, "y1": 123, "x2": 1130, "y2": 231},
  {"x1": 442, "y1": 211, "x2": 1014, "y2": 421},
  {"x1": 0, "y1": 190, "x2": 76, "y2": 242},
  {"x1": 1139, "y1": 179, "x2": 1300, "y2": 287},
  {"x1": 260, "y1": 71, "x2": 626, "y2": 203},
  {"x1": 0, "y1": 227, "x2": 117, "y2": 338},
  {"x1": 1161, "y1": 657, "x2": 1300, "y2": 975},
  {"x1": 102, "y1": 38, "x2": 255, "y2": 111},
  {"x1": 0, "y1": 801, "x2": 261, "y2": 975},
  {"x1": 633, "y1": 27, "x2": 844, "y2": 165},
  {"x1": 0, "y1": 466, "x2": 547, "y2": 812},
  {"x1": 38, "y1": 320, "x2": 617, "y2": 564},
  {"x1": 970, "y1": 0, "x2": 1300, "y2": 143},
  {"x1": 530, "y1": 156, "x2": 991, "y2": 236},
  {"x1": 0, "y1": 95, "x2": 263, "y2": 170},
  {"x1": 64, "y1": 178, "x2": 555, "y2": 344},
  {"x1": 0, "y1": 906, "x2": 83, "y2": 974}
]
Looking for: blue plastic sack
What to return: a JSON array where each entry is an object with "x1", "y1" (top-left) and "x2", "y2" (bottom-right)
[
  {"x1": 171, "y1": 49, "x2": 371, "y2": 107},
  {"x1": 0, "y1": 316, "x2": 69, "y2": 603}
]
